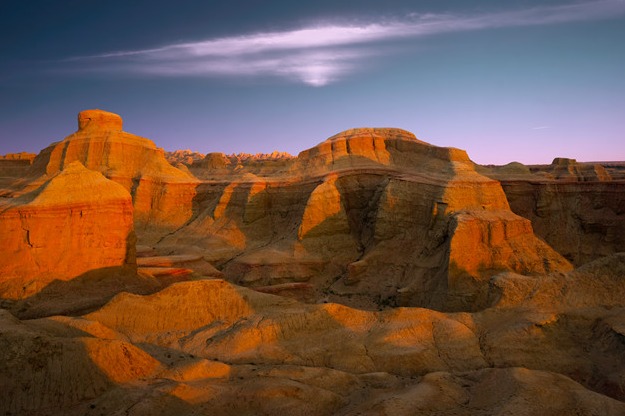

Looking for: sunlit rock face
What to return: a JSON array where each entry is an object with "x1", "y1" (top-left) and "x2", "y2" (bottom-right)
[
  {"x1": 28, "y1": 109, "x2": 199, "y2": 240},
  {"x1": 0, "y1": 161, "x2": 134, "y2": 299},
  {"x1": 3, "y1": 118, "x2": 572, "y2": 309},
  {"x1": 3, "y1": 273, "x2": 625, "y2": 415}
]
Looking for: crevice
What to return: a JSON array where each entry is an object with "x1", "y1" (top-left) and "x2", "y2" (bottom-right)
[{"x1": 23, "y1": 228, "x2": 33, "y2": 248}]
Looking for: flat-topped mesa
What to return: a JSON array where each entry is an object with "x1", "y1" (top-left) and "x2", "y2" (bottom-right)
[
  {"x1": 77, "y1": 109, "x2": 123, "y2": 132},
  {"x1": 548, "y1": 157, "x2": 612, "y2": 181},
  {"x1": 295, "y1": 127, "x2": 470, "y2": 175}
]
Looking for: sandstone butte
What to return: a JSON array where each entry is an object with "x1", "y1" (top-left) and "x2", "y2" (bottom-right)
[{"x1": 0, "y1": 109, "x2": 624, "y2": 415}]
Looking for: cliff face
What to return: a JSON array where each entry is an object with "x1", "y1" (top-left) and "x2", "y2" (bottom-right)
[
  {"x1": 482, "y1": 158, "x2": 625, "y2": 266},
  {"x1": 0, "y1": 162, "x2": 134, "y2": 299},
  {"x1": 162, "y1": 128, "x2": 571, "y2": 311}
]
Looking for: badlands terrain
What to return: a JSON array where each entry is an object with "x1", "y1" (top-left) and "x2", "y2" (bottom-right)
[{"x1": 1, "y1": 109, "x2": 625, "y2": 415}]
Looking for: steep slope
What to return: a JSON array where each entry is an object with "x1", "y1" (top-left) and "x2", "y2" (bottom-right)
[{"x1": 481, "y1": 158, "x2": 625, "y2": 266}]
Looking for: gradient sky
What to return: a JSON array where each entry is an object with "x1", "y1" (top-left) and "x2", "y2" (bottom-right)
[{"x1": 1, "y1": 0, "x2": 624, "y2": 164}]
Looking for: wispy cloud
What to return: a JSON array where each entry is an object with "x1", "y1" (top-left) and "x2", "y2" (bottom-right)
[
  {"x1": 531, "y1": 126, "x2": 551, "y2": 130},
  {"x1": 66, "y1": 0, "x2": 625, "y2": 86}
]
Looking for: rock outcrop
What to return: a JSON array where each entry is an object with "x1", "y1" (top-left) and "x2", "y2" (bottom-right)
[
  {"x1": 3, "y1": 273, "x2": 625, "y2": 415},
  {"x1": 482, "y1": 159, "x2": 625, "y2": 266},
  {"x1": 547, "y1": 157, "x2": 612, "y2": 181},
  {"x1": 2, "y1": 111, "x2": 624, "y2": 415},
  {"x1": 162, "y1": 127, "x2": 571, "y2": 311},
  {"x1": 0, "y1": 152, "x2": 36, "y2": 190},
  {"x1": 27, "y1": 109, "x2": 199, "y2": 240},
  {"x1": 0, "y1": 161, "x2": 134, "y2": 299}
]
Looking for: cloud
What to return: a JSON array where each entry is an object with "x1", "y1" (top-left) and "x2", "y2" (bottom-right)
[
  {"x1": 67, "y1": 0, "x2": 625, "y2": 86},
  {"x1": 531, "y1": 126, "x2": 551, "y2": 130}
]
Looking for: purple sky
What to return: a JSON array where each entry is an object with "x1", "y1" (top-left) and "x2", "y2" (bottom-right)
[{"x1": 1, "y1": 0, "x2": 624, "y2": 164}]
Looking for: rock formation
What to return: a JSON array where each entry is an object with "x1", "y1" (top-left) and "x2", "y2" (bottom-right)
[
  {"x1": 1, "y1": 111, "x2": 624, "y2": 415},
  {"x1": 162, "y1": 127, "x2": 571, "y2": 311},
  {"x1": 0, "y1": 161, "x2": 134, "y2": 299},
  {"x1": 482, "y1": 159, "x2": 625, "y2": 266},
  {"x1": 0, "y1": 152, "x2": 36, "y2": 194},
  {"x1": 27, "y1": 109, "x2": 199, "y2": 240},
  {"x1": 2, "y1": 268, "x2": 625, "y2": 415}
]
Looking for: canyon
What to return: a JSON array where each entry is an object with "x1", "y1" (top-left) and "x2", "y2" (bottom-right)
[{"x1": 1, "y1": 109, "x2": 624, "y2": 415}]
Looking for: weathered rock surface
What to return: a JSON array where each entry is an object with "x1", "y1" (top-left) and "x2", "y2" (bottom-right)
[
  {"x1": 2, "y1": 112, "x2": 624, "y2": 415},
  {"x1": 482, "y1": 159, "x2": 625, "y2": 266},
  {"x1": 2, "y1": 275, "x2": 625, "y2": 415},
  {"x1": 161, "y1": 127, "x2": 571, "y2": 311},
  {"x1": 0, "y1": 161, "x2": 135, "y2": 299},
  {"x1": 0, "y1": 152, "x2": 36, "y2": 193},
  {"x1": 26, "y1": 109, "x2": 199, "y2": 240}
]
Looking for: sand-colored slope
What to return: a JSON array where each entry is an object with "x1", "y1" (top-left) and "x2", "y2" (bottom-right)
[{"x1": 2, "y1": 266, "x2": 625, "y2": 415}]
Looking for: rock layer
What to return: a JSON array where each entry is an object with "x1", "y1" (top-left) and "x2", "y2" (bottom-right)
[
  {"x1": 482, "y1": 159, "x2": 625, "y2": 266},
  {"x1": 2, "y1": 112, "x2": 624, "y2": 415}
]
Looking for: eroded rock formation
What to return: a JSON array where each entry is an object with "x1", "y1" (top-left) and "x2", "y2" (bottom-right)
[
  {"x1": 163, "y1": 127, "x2": 571, "y2": 311},
  {"x1": 2, "y1": 264, "x2": 625, "y2": 415},
  {"x1": 1, "y1": 111, "x2": 624, "y2": 415},
  {"x1": 482, "y1": 159, "x2": 625, "y2": 266},
  {"x1": 0, "y1": 161, "x2": 134, "y2": 299},
  {"x1": 27, "y1": 109, "x2": 199, "y2": 238}
]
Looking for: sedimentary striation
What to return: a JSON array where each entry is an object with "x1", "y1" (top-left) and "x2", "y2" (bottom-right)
[
  {"x1": 26, "y1": 109, "x2": 199, "y2": 238},
  {"x1": 1, "y1": 110, "x2": 624, "y2": 415},
  {"x1": 0, "y1": 161, "x2": 134, "y2": 299},
  {"x1": 162, "y1": 127, "x2": 571, "y2": 311},
  {"x1": 481, "y1": 158, "x2": 625, "y2": 266}
]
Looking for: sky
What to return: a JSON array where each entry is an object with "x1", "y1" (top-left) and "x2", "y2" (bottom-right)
[{"x1": 1, "y1": 0, "x2": 624, "y2": 164}]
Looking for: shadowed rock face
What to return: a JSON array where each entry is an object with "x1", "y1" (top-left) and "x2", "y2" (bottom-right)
[
  {"x1": 2, "y1": 112, "x2": 625, "y2": 415},
  {"x1": 2, "y1": 271, "x2": 625, "y2": 415},
  {"x1": 163, "y1": 127, "x2": 571, "y2": 311},
  {"x1": 481, "y1": 159, "x2": 625, "y2": 266}
]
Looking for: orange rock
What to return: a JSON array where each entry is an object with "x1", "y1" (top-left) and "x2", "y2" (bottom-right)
[
  {"x1": 446, "y1": 209, "x2": 573, "y2": 310},
  {"x1": 77, "y1": 108, "x2": 123, "y2": 131},
  {"x1": 0, "y1": 161, "x2": 134, "y2": 299},
  {"x1": 486, "y1": 162, "x2": 625, "y2": 266},
  {"x1": 158, "y1": 126, "x2": 573, "y2": 311},
  {"x1": 28, "y1": 109, "x2": 199, "y2": 242}
]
